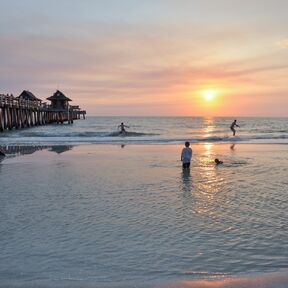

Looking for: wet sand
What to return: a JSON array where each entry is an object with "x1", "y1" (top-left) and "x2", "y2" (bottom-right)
[{"x1": 0, "y1": 143, "x2": 287, "y2": 288}]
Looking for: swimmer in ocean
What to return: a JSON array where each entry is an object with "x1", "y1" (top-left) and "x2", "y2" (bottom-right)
[
  {"x1": 230, "y1": 119, "x2": 240, "y2": 136},
  {"x1": 215, "y1": 158, "x2": 223, "y2": 165},
  {"x1": 118, "y1": 122, "x2": 129, "y2": 134}
]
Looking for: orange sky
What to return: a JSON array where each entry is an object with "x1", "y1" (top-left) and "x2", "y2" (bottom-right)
[{"x1": 0, "y1": 1, "x2": 288, "y2": 116}]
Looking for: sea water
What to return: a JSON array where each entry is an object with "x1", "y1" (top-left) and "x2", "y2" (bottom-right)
[
  {"x1": 0, "y1": 117, "x2": 287, "y2": 287},
  {"x1": 0, "y1": 116, "x2": 287, "y2": 145}
]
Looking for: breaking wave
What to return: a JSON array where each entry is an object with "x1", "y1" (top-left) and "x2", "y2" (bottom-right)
[
  {"x1": 0, "y1": 117, "x2": 287, "y2": 145},
  {"x1": 1, "y1": 132, "x2": 288, "y2": 145}
]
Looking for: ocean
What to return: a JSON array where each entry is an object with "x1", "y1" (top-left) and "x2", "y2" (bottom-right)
[
  {"x1": 0, "y1": 116, "x2": 287, "y2": 146},
  {"x1": 0, "y1": 117, "x2": 287, "y2": 288}
]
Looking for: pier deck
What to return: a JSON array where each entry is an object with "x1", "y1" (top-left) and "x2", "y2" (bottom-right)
[{"x1": 0, "y1": 93, "x2": 86, "y2": 132}]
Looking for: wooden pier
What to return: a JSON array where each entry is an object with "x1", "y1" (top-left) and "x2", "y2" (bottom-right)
[{"x1": 0, "y1": 90, "x2": 86, "y2": 132}]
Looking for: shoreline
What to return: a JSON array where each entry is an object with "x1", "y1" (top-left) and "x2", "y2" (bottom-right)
[
  {"x1": 1, "y1": 141, "x2": 288, "y2": 153},
  {"x1": 1, "y1": 142, "x2": 288, "y2": 167},
  {"x1": 159, "y1": 271, "x2": 288, "y2": 288},
  {"x1": 1, "y1": 271, "x2": 288, "y2": 288},
  {"x1": 1, "y1": 141, "x2": 288, "y2": 148}
]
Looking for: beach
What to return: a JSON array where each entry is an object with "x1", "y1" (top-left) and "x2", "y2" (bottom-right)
[
  {"x1": 1, "y1": 0, "x2": 288, "y2": 285},
  {"x1": 0, "y1": 143, "x2": 287, "y2": 287}
]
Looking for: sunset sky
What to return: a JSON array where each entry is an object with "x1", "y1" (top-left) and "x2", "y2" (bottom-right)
[{"x1": 0, "y1": 0, "x2": 288, "y2": 116}]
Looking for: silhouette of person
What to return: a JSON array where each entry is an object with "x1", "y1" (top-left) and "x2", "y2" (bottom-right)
[
  {"x1": 230, "y1": 120, "x2": 240, "y2": 136},
  {"x1": 118, "y1": 122, "x2": 129, "y2": 134},
  {"x1": 215, "y1": 158, "x2": 223, "y2": 165}
]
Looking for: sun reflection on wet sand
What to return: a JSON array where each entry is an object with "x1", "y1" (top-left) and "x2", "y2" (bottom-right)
[
  {"x1": 178, "y1": 142, "x2": 227, "y2": 219},
  {"x1": 156, "y1": 272, "x2": 288, "y2": 288}
]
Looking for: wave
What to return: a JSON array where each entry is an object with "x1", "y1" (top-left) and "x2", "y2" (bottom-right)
[
  {"x1": 1, "y1": 131, "x2": 288, "y2": 145},
  {"x1": 108, "y1": 131, "x2": 155, "y2": 137},
  {"x1": 17, "y1": 131, "x2": 158, "y2": 138},
  {"x1": 199, "y1": 134, "x2": 288, "y2": 142}
]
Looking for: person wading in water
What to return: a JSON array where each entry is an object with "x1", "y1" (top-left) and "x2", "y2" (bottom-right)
[
  {"x1": 118, "y1": 122, "x2": 129, "y2": 134},
  {"x1": 230, "y1": 119, "x2": 240, "y2": 136}
]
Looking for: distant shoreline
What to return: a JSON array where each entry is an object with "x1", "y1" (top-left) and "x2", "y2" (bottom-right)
[{"x1": 1, "y1": 142, "x2": 288, "y2": 159}]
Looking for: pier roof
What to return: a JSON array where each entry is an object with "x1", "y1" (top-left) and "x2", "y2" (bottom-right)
[
  {"x1": 47, "y1": 90, "x2": 72, "y2": 101},
  {"x1": 18, "y1": 90, "x2": 41, "y2": 101}
]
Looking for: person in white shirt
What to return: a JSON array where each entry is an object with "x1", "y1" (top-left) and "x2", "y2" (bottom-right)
[{"x1": 181, "y1": 141, "x2": 192, "y2": 169}]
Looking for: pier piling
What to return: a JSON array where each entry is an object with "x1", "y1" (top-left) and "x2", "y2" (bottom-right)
[{"x1": 0, "y1": 91, "x2": 86, "y2": 133}]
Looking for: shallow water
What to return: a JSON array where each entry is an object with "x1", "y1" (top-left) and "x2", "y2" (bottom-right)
[{"x1": 0, "y1": 144, "x2": 287, "y2": 287}]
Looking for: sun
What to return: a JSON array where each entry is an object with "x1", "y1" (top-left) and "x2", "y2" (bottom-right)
[{"x1": 202, "y1": 89, "x2": 218, "y2": 102}]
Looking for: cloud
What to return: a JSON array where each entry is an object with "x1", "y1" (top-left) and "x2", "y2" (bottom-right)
[
  {"x1": 1, "y1": 14, "x2": 288, "y2": 116},
  {"x1": 277, "y1": 38, "x2": 288, "y2": 49}
]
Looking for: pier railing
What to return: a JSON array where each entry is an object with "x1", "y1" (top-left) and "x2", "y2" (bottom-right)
[
  {"x1": 0, "y1": 93, "x2": 86, "y2": 132},
  {"x1": 0, "y1": 94, "x2": 50, "y2": 110}
]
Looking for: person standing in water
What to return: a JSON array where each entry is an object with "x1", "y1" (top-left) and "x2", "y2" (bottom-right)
[
  {"x1": 230, "y1": 119, "x2": 240, "y2": 136},
  {"x1": 181, "y1": 141, "x2": 193, "y2": 169},
  {"x1": 118, "y1": 122, "x2": 129, "y2": 134}
]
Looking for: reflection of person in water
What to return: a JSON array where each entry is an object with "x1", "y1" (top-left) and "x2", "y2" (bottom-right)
[
  {"x1": 118, "y1": 122, "x2": 129, "y2": 134},
  {"x1": 230, "y1": 119, "x2": 239, "y2": 136},
  {"x1": 0, "y1": 148, "x2": 5, "y2": 163},
  {"x1": 181, "y1": 168, "x2": 191, "y2": 195}
]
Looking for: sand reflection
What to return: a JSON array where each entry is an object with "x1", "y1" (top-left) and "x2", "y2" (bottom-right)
[
  {"x1": 192, "y1": 143, "x2": 225, "y2": 215},
  {"x1": 156, "y1": 272, "x2": 288, "y2": 288},
  {"x1": 0, "y1": 145, "x2": 73, "y2": 156}
]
